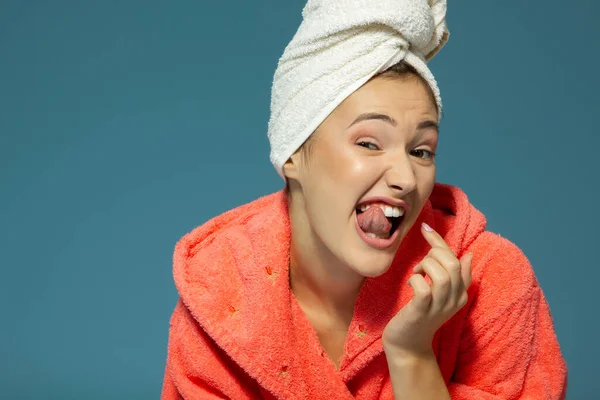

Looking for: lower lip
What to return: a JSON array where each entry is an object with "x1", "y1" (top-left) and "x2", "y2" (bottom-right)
[{"x1": 354, "y1": 212, "x2": 403, "y2": 250}]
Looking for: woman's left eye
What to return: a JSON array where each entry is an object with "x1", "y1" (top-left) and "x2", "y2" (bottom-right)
[
  {"x1": 411, "y1": 149, "x2": 436, "y2": 160},
  {"x1": 357, "y1": 141, "x2": 380, "y2": 151}
]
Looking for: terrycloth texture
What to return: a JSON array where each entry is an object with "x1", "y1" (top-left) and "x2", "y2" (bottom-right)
[
  {"x1": 161, "y1": 183, "x2": 568, "y2": 399},
  {"x1": 268, "y1": 0, "x2": 449, "y2": 178}
]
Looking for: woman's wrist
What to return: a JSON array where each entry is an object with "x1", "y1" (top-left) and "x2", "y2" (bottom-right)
[
  {"x1": 383, "y1": 340, "x2": 434, "y2": 361},
  {"x1": 384, "y1": 346, "x2": 450, "y2": 400}
]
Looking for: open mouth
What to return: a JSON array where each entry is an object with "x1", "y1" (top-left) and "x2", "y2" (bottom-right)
[{"x1": 355, "y1": 203, "x2": 405, "y2": 240}]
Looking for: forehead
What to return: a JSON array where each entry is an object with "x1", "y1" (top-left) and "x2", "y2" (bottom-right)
[{"x1": 334, "y1": 74, "x2": 439, "y2": 122}]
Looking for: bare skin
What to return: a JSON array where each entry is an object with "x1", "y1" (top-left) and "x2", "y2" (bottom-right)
[{"x1": 284, "y1": 73, "x2": 472, "y2": 397}]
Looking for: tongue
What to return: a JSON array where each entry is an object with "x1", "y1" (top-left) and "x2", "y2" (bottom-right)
[{"x1": 357, "y1": 207, "x2": 392, "y2": 237}]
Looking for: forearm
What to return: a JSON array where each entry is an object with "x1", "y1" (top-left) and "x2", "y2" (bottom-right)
[{"x1": 385, "y1": 349, "x2": 450, "y2": 400}]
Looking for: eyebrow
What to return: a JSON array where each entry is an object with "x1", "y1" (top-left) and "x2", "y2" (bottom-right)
[
  {"x1": 416, "y1": 120, "x2": 439, "y2": 133},
  {"x1": 347, "y1": 112, "x2": 439, "y2": 133},
  {"x1": 348, "y1": 112, "x2": 397, "y2": 128}
]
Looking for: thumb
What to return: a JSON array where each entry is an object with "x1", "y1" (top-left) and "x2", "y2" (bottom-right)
[{"x1": 460, "y1": 252, "x2": 473, "y2": 289}]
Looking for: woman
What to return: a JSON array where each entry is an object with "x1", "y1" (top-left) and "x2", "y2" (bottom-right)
[{"x1": 162, "y1": 1, "x2": 567, "y2": 398}]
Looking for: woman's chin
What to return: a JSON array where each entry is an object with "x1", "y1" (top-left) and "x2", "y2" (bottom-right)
[
  {"x1": 345, "y1": 251, "x2": 396, "y2": 278},
  {"x1": 333, "y1": 230, "x2": 405, "y2": 278}
]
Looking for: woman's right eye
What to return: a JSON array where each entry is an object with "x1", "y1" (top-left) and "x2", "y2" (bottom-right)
[{"x1": 357, "y1": 141, "x2": 380, "y2": 151}]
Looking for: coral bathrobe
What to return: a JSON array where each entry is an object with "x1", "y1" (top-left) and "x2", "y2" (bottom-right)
[{"x1": 162, "y1": 183, "x2": 567, "y2": 399}]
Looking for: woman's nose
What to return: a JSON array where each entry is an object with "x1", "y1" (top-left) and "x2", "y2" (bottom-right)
[{"x1": 384, "y1": 154, "x2": 417, "y2": 194}]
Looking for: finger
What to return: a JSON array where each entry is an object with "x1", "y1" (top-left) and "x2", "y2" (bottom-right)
[
  {"x1": 424, "y1": 246, "x2": 465, "y2": 306},
  {"x1": 418, "y1": 257, "x2": 451, "y2": 314},
  {"x1": 407, "y1": 274, "x2": 432, "y2": 313},
  {"x1": 413, "y1": 262, "x2": 423, "y2": 274},
  {"x1": 421, "y1": 222, "x2": 451, "y2": 251},
  {"x1": 460, "y1": 252, "x2": 473, "y2": 289}
]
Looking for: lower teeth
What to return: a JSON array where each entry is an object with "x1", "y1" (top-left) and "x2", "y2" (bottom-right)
[{"x1": 366, "y1": 232, "x2": 390, "y2": 239}]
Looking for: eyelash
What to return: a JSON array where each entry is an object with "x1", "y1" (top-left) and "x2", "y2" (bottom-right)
[
  {"x1": 357, "y1": 141, "x2": 380, "y2": 151},
  {"x1": 357, "y1": 141, "x2": 437, "y2": 160},
  {"x1": 412, "y1": 149, "x2": 437, "y2": 160}
]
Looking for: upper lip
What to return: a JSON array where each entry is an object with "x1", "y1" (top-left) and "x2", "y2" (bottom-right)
[{"x1": 357, "y1": 196, "x2": 410, "y2": 213}]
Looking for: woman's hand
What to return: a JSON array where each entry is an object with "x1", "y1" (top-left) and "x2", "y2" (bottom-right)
[{"x1": 382, "y1": 222, "x2": 473, "y2": 358}]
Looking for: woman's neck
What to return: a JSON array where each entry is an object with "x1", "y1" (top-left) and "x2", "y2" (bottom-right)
[
  {"x1": 290, "y1": 246, "x2": 363, "y2": 310},
  {"x1": 287, "y1": 195, "x2": 364, "y2": 318}
]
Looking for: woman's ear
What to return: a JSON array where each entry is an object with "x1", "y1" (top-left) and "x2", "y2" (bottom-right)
[{"x1": 282, "y1": 152, "x2": 301, "y2": 181}]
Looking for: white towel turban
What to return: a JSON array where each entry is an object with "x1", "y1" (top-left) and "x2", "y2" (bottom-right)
[{"x1": 267, "y1": 0, "x2": 449, "y2": 179}]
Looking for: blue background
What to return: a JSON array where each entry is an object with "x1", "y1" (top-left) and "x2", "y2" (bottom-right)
[{"x1": 1, "y1": 0, "x2": 597, "y2": 398}]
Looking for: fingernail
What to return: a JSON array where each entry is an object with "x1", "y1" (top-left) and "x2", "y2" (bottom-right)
[{"x1": 422, "y1": 222, "x2": 433, "y2": 232}]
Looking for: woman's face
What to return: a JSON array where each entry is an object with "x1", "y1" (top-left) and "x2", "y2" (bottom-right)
[{"x1": 285, "y1": 73, "x2": 439, "y2": 278}]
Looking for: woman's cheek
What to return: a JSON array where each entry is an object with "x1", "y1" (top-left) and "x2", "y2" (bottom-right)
[{"x1": 347, "y1": 159, "x2": 371, "y2": 179}]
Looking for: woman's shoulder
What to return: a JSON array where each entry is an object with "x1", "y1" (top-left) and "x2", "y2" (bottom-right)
[
  {"x1": 430, "y1": 183, "x2": 538, "y2": 289},
  {"x1": 467, "y1": 230, "x2": 540, "y2": 304},
  {"x1": 171, "y1": 189, "x2": 291, "y2": 307}
]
